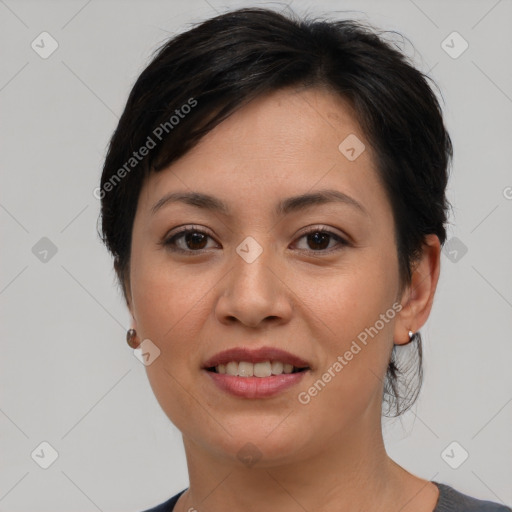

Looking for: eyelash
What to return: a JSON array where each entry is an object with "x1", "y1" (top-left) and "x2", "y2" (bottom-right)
[{"x1": 160, "y1": 225, "x2": 349, "y2": 256}]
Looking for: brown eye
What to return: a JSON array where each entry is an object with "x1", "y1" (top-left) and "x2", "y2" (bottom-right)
[
  {"x1": 161, "y1": 226, "x2": 348, "y2": 255},
  {"x1": 306, "y1": 231, "x2": 331, "y2": 250},
  {"x1": 181, "y1": 231, "x2": 209, "y2": 250}
]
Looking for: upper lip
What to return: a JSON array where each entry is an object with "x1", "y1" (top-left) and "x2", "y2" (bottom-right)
[{"x1": 202, "y1": 346, "x2": 311, "y2": 369}]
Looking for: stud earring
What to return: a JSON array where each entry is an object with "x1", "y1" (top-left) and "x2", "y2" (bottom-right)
[{"x1": 126, "y1": 328, "x2": 140, "y2": 349}]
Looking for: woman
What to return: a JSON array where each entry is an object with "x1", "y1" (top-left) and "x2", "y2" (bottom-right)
[{"x1": 98, "y1": 7, "x2": 511, "y2": 512}]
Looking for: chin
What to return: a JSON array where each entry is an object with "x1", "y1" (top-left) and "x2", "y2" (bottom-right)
[{"x1": 189, "y1": 420, "x2": 315, "y2": 467}]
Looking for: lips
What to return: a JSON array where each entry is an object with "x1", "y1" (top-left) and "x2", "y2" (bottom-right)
[{"x1": 202, "y1": 346, "x2": 311, "y2": 370}]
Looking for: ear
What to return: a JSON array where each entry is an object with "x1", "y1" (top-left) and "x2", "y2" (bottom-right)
[{"x1": 394, "y1": 234, "x2": 441, "y2": 345}]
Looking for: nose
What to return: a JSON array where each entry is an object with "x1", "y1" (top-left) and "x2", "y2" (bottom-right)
[{"x1": 214, "y1": 239, "x2": 293, "y2": 329}]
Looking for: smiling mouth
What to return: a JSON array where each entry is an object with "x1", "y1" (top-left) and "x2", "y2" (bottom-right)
[{"x1": 206, "y1": 361, "x2": 310, "y2": 377}]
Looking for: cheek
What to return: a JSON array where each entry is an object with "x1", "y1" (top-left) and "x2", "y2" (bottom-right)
[
  {"x1": 299, "y1": 243, "x2": 399, "y2": 343},
  {"x1": 130, "y1": 253, "x2": 215, "y2": 430},
  {"x1": 131, "y1": 246, "x2": 212, "y2": 343},
  {"x1": 295, "y1": 243, "x2": 399, "y2": 399}
]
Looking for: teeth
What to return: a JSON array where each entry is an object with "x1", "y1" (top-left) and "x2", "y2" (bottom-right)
[
  {"x1": 254, "y1": 362, "x2": 271, "y2": 377},
  {"x1": 214, "y1": 361, "x2": 303, "y2": 377},
  {"x1": 271, "y1": 361, "x2": 283, "y2": 374},
  {"x1": 226, "y1": 361, "x2": 238, "y2": 375},
  {"x1": 238, "y1": 361, "x2": 253, "y2": 377}
]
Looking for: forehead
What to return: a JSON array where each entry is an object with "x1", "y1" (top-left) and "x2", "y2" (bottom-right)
[
  {"x1": 137, "y1": 86, "x2": 390, "y2": 224},
  {"x1": 188, "y1": 86, "x2": 366, "y2": 163}
]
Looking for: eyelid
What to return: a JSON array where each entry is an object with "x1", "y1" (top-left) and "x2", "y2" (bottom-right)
[
  {"x1": 296, "y1": 224, "x2": 347, "y2": 239},
  {"x1": 164, "y1": 224, "x2": 214, "y2": 239}
]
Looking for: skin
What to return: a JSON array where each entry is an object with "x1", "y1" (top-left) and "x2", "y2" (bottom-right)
[{"x1": 125, "y1": 86, "x2": 441, "y2": 512}]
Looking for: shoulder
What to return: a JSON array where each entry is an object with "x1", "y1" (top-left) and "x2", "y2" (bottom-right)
[
  {"x1": 434, "y1": 482, "x2": 512, "y2": 512},
  {"x1": 140, "y1": 489, "x2": 187, "y2": 512}
]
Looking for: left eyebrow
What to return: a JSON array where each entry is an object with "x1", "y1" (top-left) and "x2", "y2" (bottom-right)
[{"x1": 150, "y1": 189, "x2": 369, "y2": 218}]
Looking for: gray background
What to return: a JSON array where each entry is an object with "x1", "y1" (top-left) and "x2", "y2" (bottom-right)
[{"x1": 1, "y1": 0, "x2": 511, "y2": 510}]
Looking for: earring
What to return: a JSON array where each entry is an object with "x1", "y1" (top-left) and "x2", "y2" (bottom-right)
[
  {"x1": 126, "y1": 328, "x2": 140, "y2": 349},
  {"x1": 408, "y1": 330, "x2": 415, "y2": 341}
]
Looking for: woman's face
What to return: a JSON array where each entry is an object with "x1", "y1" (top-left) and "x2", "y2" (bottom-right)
[{"x1": 127, "y1": 86, "x2": 410, "y2": 465}]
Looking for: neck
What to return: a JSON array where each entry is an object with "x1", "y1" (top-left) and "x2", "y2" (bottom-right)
[{"x1": 175, "y1": 403, "x2": 413, "y2": 512}]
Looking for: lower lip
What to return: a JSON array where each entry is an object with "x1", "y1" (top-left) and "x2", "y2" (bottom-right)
[{"x1": 204, "y1": 369, "x2": 309, "y2": 398}]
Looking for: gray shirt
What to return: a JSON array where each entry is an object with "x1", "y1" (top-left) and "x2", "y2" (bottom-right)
[
  {"x1": 432, "y1": 481, "x2": 512, "y2": 511},
  {"x1": 141, "y1": 481, "x2": 512, "y2": 511}
]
